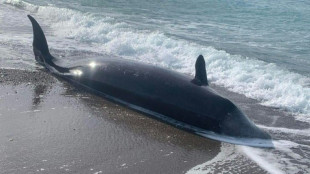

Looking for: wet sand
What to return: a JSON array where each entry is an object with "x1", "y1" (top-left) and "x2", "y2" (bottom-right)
[{"x1": 1, "y1": 68, "x2": 308, "y2": 174}]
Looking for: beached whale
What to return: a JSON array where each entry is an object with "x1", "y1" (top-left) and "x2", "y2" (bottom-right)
[{"x1": 28, "y1": 15, "x2": 272, "y2": 147}]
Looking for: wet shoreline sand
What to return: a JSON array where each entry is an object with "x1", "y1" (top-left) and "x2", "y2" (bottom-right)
[{"x1": 0, "y1": 68, "x2": 307, "y2": 173}]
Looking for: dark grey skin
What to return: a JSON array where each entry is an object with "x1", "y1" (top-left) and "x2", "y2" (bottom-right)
[{"x1": 28, "y1": 15, "x2": 272, "y2": 147}]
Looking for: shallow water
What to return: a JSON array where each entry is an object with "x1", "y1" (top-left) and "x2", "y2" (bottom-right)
[{"x1": 0, "y1": 1, "x2": 310, "y2": 173}]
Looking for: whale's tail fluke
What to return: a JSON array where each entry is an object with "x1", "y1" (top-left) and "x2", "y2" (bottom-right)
[
  {"x1": 28, "y1": 15, "x2": 71, "y2": 73},
  {"x1": 27, "y1": 15, "x2": 52, "y2": 63},
  {"x1": 27, "y1": 15, "x2": 49, "y2": 55}
]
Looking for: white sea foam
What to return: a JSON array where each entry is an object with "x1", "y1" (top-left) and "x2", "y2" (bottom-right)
[
  {"x1": 239, "y1": 140, "x2": 310, "y2": 174},
  {"x1": 186, "y1": 143, "x2": 239, "y2": 174},
  {"x1": 186, "y1": 143, "x2": 271, "y2": 174},
  {"x1": 187, "y1": 140, "x2": 310, "y2": 174},
  {"x1": 2, "y1": 0, "x2": 38, "y2": 11},
  {"x1": 258, "y1": 125, "x2": 310, "y2": 137}
]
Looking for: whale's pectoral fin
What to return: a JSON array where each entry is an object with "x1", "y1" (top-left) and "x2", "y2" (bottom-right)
[{"x1": 191, "y1": 55, "x2": 208, "y2": 86}]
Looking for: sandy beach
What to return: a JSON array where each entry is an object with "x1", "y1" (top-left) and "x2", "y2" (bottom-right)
[{"x1": 0, "y1": 68, "x2": 273, "y2": 174}]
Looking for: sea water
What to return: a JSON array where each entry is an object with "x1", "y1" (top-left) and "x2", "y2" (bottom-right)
[{"x1": 0, "y1": 0, "x2": 309, "y2": 173}]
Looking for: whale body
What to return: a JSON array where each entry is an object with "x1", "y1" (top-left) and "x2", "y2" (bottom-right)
[{"x1": 28, "y1": 15, "x2": 272, "y2": 147}]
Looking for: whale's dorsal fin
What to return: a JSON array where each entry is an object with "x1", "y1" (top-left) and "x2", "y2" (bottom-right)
[{"x1": 192, "y1": 55, "x2": 208, "y2": 86}]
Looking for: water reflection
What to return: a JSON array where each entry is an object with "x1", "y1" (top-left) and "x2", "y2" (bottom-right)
[{"x1": 32, "y1": 84, "x2": 47, "y2": 108}]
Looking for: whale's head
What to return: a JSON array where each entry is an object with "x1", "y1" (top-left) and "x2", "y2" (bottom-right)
[
  {"x1": 201, "y1": 95, "x2": 271, "y2": 140},
  {"x1": 219, "y1": 106, "x2": 271, "y2": 140},
  {"x1": 196, "y1": 96, "x2": 272, "y2": 147}
]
